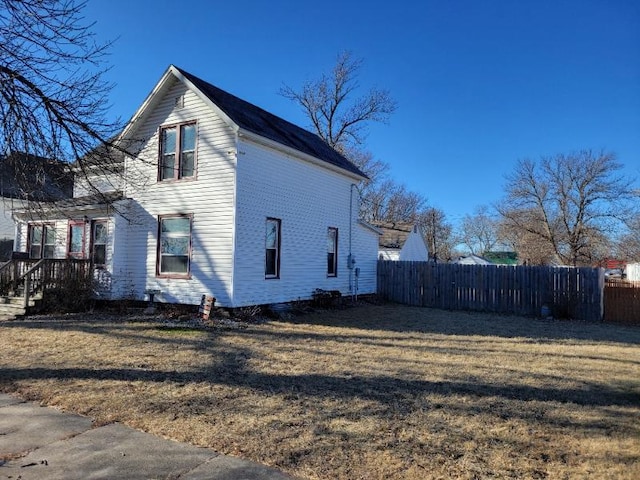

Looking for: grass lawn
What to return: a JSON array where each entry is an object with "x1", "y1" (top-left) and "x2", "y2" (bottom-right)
[{"x1": 1, "y1": 304, "x2": 639, "y2": 479}]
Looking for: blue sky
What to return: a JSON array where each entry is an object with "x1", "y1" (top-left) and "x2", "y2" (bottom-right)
[{"x1": 85, "y1": 0, "x2": 639, "y2": 225}]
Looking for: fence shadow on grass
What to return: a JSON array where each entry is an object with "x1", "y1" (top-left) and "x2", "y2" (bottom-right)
[{"x1": 288, "y1": 303, "x2": 640, "y2": 345}]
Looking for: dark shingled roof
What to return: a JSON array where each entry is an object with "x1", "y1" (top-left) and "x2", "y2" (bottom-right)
[
  {"x1": 54, "y1": 191, "x2": 123, "y2": 209},
  {"x1": 175, "y1": 67, "x2": 366, "y2": 179},
  {"x1": 372, "y1": 222, "x2": 416, "y2": 249},
  {"x1": 0, "y1": 153, "x2": 73, "y2": 202}
]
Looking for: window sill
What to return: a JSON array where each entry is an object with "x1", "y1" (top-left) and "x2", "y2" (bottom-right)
[
  {"x1": 156, "y1": 273, "x2": 192, "y2": 280},
  {"x1": 157, "y1": 176, "x2": 197, "y2": 184}
]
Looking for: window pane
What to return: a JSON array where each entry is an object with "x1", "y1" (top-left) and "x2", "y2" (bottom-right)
[
  {"x1": 265, "y1": 249, "x2": 277, "y2": 276},
  {"x1": 161, "y1": 217, "x2": 190, "y2": 233},
  {"x1": 31, "y1": 226, "x2": 42, "y2": 244},
  {"x1": 181, "y1": 124, "x2": 195, "y2": 150},
  {"x1": 328, "y1": 253, "x2": 336, "y2": 274},
  {"x1": 162, "y1": 127, "x2": 176, "y2": 153},
  {"x1": 45, "y1": 228, "x2": 56, "y2": 244},
  {"x1": 161, "y1": 255, "x2": 189, "y2": 273},
  {"x1": 181, "y1": 151, "x2": 194, "y2": 177},
  {"x1": 162, "y1": 154, "x2": 175, "y2": 180},
  {"x1": 161, "y1": 237, "x2": 189, "y2": 255},
  {"x1": 94, "y1": 244, "x2": 106, "y2": 265},
  {"x1": 43, "y1": 245, "x2": 55, "y2": 258},
  {"x1": 30, "y1": 246, "x2": 40, "y2": 259},
  {"x1": 69, "y1": 225, "x2": 83, "y2": 253},
  {"x1": 94, "y1": 223, "x2": 107, "y2": 243},
  {"x1": 266, "y1": 221, "x2": 278, "y2": 249},
  {"x1": 327, "y1": 229, "x2": 336, "y2": 253}
]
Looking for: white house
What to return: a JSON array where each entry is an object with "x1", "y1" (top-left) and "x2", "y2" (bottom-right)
[
  {"x1": 627, "y1": 263, "x2": 640, "y2": 281},
  {"x1": 452, "y1": 254, "x2": 493, "y2": 265},
  {"x1": 11, "y1": 65, "x2": 379, "y2": 307},
  {"x1": 374, "y1": 222, "x2": 429, "y2": 261}
]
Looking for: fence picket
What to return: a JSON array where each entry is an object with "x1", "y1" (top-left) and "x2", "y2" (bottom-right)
[{"x1": 377, "y1": 261, "x2": 604, "y2": 321}]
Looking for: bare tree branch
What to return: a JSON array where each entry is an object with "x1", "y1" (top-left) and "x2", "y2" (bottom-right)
[
  {"x1": 0, "y1": 0, "x2": 128, "y2": 212},
  {"x1": 280, "y1": 51, "x2": 396, "y2": 153},
  {"x1": 497, "y1": 150, "x2": 636, "y2": 266}
]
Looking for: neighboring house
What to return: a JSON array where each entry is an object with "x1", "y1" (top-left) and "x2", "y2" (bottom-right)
[
  {"x1": 484, "y1": 251, "x2": 518, "y2": 265},
  {"x1": 12, "y1": 65, "x2": 380, "y2": 307},
  {"x1": 625, "y1": 263, "x2": 640, "y2": 281},
  {"x1": 375, "y1": 222, "x2": 429, "y2": 261},
  {"x1": 451, "y1": 254, "x2": 493, "y2": 265},
  {"x1": 0, "y1": 153, "x2": 73, "y2": 261}
]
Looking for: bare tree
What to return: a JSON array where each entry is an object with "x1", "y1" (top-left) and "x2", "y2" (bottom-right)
[
  {"x1": 280, "y1": 51, "x2": 396, "y2": 153},
  {"x1": 459, "y1": 205, "x2": 502, "y2": 256},
  {"x1": 281, "y1": 51, "x2": 423, "y2": 226},
  {"x1": 416, "y1": 207, "x2": 455, "y2": 261},
  {"x1": 0, "y1": 0, "x2": 123, "y2": 204},
  {"x1": 617, "y1": 214, "x2": 640, "y2": 262},
  {"x1": 497, "y1": 150, "x2": 637, "y2": 266},
  {"x1": 498, "y1": 213, "x2": 559, "y2": 265}
]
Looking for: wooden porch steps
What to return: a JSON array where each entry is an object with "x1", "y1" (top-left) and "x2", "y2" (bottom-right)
[{"x1": 0, "y1": 295, "x2": 42, "y2": 318}]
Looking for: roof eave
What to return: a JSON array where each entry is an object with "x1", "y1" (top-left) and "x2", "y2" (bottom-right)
[{"x1": 119, "y1": 65, "x2": 241, "y2": 144}]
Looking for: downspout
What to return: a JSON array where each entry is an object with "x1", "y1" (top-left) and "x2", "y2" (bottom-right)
[
  {"x1": 229, "y1": 131, "x2": 240, "y2": 307},
  {"x1": 349, "y1": 183, "x2": 356, "y2": 294}
]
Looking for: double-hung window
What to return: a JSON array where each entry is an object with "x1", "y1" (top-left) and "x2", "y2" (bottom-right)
[
  {"x1": 327, "y1": 227, "x2": 338, "y2": 276},
  {"x1": 91, "y1": 220, "x2": 108, "y2": 267},
  {"x1": 157, "y1": 215, "x2": 192, "y2": 277},
  {"x1": 28, "y1": 224, "x2": 56, "y2": 259},
  {"x1": 159, "y1": 122, "x2": 196, "y2": 181},
  {"x1": 265, "y1": 218, "x2": 281, "y2": 278}
]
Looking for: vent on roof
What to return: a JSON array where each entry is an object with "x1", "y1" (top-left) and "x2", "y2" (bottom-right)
[{"x1": 175, "y1": 95, "x2": 185, "y2": 109}]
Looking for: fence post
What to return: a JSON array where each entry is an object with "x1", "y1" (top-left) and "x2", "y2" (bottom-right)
[
  {"x1": 597, "y1": 267, "x2": 605, "y2": 321},
  {"x1": 23, "y1": 272, "x2": 30, "y2": 309}
]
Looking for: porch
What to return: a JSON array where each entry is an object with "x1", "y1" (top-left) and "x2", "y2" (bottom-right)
[{"x1": 0, "y1": 258, "x2": 93, "y2": 317}]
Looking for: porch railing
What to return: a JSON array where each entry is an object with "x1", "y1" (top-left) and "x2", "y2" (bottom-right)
[{"x1": 0, "y1": 258, "x2": 92, "y2": 309}]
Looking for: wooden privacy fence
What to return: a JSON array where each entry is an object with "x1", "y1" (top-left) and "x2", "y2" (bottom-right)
[
  {"x1": 604, "y1": 280, "x2": 640, "y2": 325},
  {"x1": 377, "y1": 261, "x2": 604, "y2": 321}
]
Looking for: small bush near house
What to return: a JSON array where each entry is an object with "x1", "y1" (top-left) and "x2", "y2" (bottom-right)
[{"x1": 311, "y1": 288, "x2": 342, "y2": 308}]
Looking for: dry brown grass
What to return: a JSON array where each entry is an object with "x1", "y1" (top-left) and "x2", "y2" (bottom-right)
[{"x1": 1, "y1": 304, "x2": 639, "y2": 479}]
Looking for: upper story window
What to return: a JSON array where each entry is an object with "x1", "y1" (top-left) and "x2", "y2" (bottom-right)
[
  {"x1": 159, "y1": 122, "x2": 196, "y2": 181},
  {"x1": 265, "y1": 218, "x2": 281, "y2": 279},
  {"x1": 327, "y1": 227, "x2": 338, "y2": 277},
  {"x1": 157, "y1": 214, "x2": 192, "y2": 277}
]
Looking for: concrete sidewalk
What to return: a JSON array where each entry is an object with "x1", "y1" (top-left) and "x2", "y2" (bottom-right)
[{"x1": 0, "y1": 394, "x2": 296, "y2": 479}]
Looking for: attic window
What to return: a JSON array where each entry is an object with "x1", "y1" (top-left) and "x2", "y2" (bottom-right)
[{"x1": 175, "y1": 95, "x2": 185, "y2": 109}]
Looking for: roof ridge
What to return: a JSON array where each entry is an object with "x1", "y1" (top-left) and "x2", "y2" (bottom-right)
[{"x1": 173, "y1": 66, "x2": 366, "y2": 179}]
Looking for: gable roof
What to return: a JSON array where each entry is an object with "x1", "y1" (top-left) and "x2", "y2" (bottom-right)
[
  {"x1": 453, "y1": 254, "x2": 493, "y2": 265},
  {"x1": 174, "y1": 67, "x2": 367, "y2": 179},
  {"x1": 0, "y1": 152, "x2": 73, "y2": 202},
  {"x1": 373, "y1": 222, "x2": 417, "y2": 249},
  {"x1": 122, "y1": 65, "x2": 366, "y2": 180}
]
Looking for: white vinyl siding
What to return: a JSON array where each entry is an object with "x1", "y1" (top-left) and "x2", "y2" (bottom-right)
[
  {"x1": 119, "y1": 79, "x2": 237, "y2": 306},
  {"x1": 398, "y1": 228, "x2": 429, "y2": 261},
  {"x1": 232, "y1": 139, "x2": 376, "y2": 307},
  {"x1": 73, "y1": 171, "x2": 123, "y2": 198}
]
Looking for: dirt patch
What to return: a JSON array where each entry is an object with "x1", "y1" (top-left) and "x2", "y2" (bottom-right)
[{"x1": 1, "y1": 304, "x2": 639, "y2": 479}]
